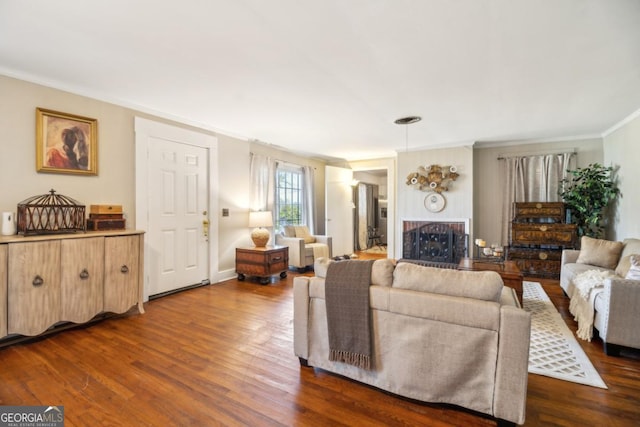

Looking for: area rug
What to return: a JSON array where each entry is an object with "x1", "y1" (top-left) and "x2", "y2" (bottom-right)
[
  {"x1": 523, "y1": 281, "x2": 607, "y2": 389},
  {"x1": 362, "y1": 246, "x2": 387, "y2": 254}
]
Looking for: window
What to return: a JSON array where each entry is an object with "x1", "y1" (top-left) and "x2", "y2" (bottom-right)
[{"x1": 275, "y1": 163, "x2": 304, "y2": 231}]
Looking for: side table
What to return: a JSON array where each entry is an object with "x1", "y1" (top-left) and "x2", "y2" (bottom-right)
[
  {"x1": 236, "y1": 246, "x2": 289, "y2": 285},
  {"x1": 458, "y1": 258, "x2": 524, "y2": 306}
]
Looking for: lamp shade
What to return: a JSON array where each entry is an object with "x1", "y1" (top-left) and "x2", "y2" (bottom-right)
[
  {"x1": 249, "y1": 211, "x2": 273, "y2": 247},
  {"x1": 249, "y1": 211, "x2": 273, "y2": 228}
]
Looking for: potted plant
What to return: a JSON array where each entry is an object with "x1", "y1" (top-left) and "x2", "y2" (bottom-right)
[{"x1": 559, "y1": 163, "x2": 620, "y2": 239}]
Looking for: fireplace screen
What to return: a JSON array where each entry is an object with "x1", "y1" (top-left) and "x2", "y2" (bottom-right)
[{"x1": 402, "y1": 221, "x2": 468, "y2": 265}]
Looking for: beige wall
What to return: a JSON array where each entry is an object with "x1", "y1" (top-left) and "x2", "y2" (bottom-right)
[
  {"x1": 0, "y1": 75, "x2": 139, "y2": 217},
  {"x1": 472, "y1": 138, "x2": 603, "y2": 247},
  {"x1": 0, "y1": 74, "x2": 327, "y2": 278},
  {"x1": 604, "y1": 112, "x2": 640, "y2": 240}
]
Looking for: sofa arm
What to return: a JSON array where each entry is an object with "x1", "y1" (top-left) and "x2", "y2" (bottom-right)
[
  {"x1": 293, "y1": 276, "x2": 311, "y2": 360},
  {"x1": 598, "y1": 277, "x2": 640, "y2": 348},
  {"x1": 493, "y1": 306, "x2": 531, "y2": 425},
  {"x1": 275, "y1": 235, "x2": 306, "y2": 268},
  {"x1": 561, "y1": 249, "x2": 580, "y2": 266}
]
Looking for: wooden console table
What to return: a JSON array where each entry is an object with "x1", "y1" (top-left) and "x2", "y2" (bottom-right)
[
  {"x1": 458, "y1": 258, "x2": 523, "y2": 305},
  {"x1": 236, "y1": 246, "x2": 288, "y2": 285}
]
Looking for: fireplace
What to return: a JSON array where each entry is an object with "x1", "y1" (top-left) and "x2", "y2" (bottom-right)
[{"x1": 402, "y1": 220, "x2": 468, "y2": 266}]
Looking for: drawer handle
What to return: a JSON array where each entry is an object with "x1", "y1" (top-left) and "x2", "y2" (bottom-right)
[
  {"x1": 539, "y1": 252, "x2": 548, "y2": 260},
  {"x1": 120, "y1": 265, "x2": 129, "y2": 274},
  {"x1": 271, "y1": 256, "x2": 282, "y2": 262},
  {"x1": 79, "y1": 268, "x2": 90, "y2": 280},
  {"x1": 32, "y1": 275, "x2": 44, "y2": 287},
  {"x1": 539, "y1": 225, "x2": 548, "y2": 232}
]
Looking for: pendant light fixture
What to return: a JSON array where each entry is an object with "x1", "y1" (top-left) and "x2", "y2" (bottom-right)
[{"x1": 395, "y1": 116, "x2": 422, "y2": 152}]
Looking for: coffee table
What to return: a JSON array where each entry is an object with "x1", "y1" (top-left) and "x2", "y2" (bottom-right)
[{"x1": 457, "y1": 258, "x2": 524, "y2": 305}]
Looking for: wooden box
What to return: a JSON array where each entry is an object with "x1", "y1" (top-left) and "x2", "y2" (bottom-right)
[
  {"x1": 86, "y1": 218, "x2": 126, "y2": 231},
  {"x1": 235, "y1": 246, "x2": 288, "y2": 284},
  {"x1": 89, "y1": 204, "x2": 123, "y2": 214},
  {"x1": 88, "y1": 213, "x2": 124, "y2": 220},
  {"x1": 513, "y1": 202, "x2": 565, "y2": 222}
]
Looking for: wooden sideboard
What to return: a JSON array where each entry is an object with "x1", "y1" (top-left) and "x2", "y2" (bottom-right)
[
  {"x1": 0, "y1": 230, "x2": 144, "y2": 343},
  {"x1": 507, "y1": 202, "x2": 576, "y2": 278}
]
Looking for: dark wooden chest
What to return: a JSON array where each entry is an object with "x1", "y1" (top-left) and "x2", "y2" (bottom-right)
[{"x1": 507, "y1": 202, "x2": 576, "y2": 279}]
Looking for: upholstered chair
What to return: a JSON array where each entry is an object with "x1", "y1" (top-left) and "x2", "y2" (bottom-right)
[{"x1": 275, "y1": 225, "x2": 332, "y2": 271}]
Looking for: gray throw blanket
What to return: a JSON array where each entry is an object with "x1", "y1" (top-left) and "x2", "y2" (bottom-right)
[{"x1": 325, "y1": 259, "x2": 375, "y2": 370}]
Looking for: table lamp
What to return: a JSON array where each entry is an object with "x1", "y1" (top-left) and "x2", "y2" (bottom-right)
[{"x1": 249, "y1": 211, "x2": 273, "y2": 247}]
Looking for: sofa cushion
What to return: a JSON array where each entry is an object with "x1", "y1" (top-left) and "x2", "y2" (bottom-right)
[
  {"x1": 392, "y1": 262, "x2": 503, "y2": 302},
  {"x1": 371, "y1": 258, "x2": 396, "y2": 287},
  {"x1": 615, "y1": 238, "x2": 640, "y2": 277},
  {"x1": 576, "y1": 236, "x2": 623, "y2": 270},
  {"x1": 314, "y1": 258, "x2": 395, "y2": 287},
  {"x1": 625, "y1": 255, "x2": 640, "y2": 280},
  {"x1": 283, "y1": 225, "x2": 296, "y2": 237},
  {"x1": 294, "y1": 226, "x2": 315, "y2": 243}
]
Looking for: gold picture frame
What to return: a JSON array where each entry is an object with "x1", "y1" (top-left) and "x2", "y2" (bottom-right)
[{"x1": 36, "y1": 108, "x2": 98, "y2": 175}]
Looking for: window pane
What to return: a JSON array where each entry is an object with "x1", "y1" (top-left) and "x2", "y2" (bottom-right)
[{"x1": 275, "y1": 166, "x2": 304, "y2": 231}]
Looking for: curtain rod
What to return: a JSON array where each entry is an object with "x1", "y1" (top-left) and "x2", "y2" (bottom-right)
[{"x1": 497, "y1": 148, "x2": 576, "y2": 160}]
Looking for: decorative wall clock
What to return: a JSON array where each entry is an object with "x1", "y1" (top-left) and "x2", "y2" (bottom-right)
[{"x1": 424, "y1": 193, "x2": 446, "y2": 213}]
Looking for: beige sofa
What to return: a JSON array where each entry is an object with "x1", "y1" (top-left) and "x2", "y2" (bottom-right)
[
  {"x1": 293, "y1": 259, "x2": 531, "y2": 425},
  {"x1": 560, "y1": 236, "x2": 640, "y2": 355}
]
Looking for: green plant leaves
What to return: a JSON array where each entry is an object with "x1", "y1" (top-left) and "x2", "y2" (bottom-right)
[{"x1": 559, "y1": 163, "x2": 619, "y2": 239}]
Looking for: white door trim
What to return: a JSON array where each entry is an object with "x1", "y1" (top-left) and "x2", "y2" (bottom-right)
[{"x1": 134, "y1": 117, "x2": 219, "y2": 301}]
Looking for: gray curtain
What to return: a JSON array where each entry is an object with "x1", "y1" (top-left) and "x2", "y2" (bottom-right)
[
  {"x1": 302, "y1": 165, "x2": 316, "y2": 234},
  {"x1": 500, "y1": 153, "x2": 575, "y2": 245}
]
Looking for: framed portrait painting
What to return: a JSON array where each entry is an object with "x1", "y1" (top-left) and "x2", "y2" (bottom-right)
[{"x1": 36, "y1": 108, "x2": 98, "y2": 175}]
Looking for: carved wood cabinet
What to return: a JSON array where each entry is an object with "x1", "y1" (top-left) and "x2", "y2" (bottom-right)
[
  {"x1": 507, "y1": 202, "x2": 577, "y2": 278},
  {"x1": 0, "y1": 230, "x2": 144, "y2": 342}
]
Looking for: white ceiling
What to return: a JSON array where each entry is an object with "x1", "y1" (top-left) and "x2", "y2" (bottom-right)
[{"x1": 1, "y1": 0, "x2": 639, "y2": 161}]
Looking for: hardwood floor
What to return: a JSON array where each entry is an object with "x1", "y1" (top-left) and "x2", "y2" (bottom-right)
[{"x1": 1, "y1": 255, "x2": 640, "y2": 426}]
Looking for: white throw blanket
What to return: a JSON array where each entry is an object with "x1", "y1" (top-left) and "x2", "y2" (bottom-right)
[
  {"x1": 309, "y1": 243, "x2": 329, "y2": 260},
  {"x1": 569, "y1": 270, "x2": 615, "y2": 341}
]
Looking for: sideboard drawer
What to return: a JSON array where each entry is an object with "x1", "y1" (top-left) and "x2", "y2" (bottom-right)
[
  {"x1": 513, "y1": 202, "x2": 565, "y2": 222},
  {"x1": 510, "y1": 223, "x2": 577, "y2": 247},
  {"x1": 507, "y1": 247, "x2": 562, "y2": 278}
]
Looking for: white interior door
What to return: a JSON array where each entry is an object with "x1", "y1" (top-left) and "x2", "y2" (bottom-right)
[
  {"x1": 147, "y1": 139, "x2": 209, "y2": 296},
  {"x1": 325, "y1": 165, "x2": 354, "y2": 256}
]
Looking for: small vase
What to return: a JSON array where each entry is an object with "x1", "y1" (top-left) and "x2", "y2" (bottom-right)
[{"x1": 1, "y1": 212, "x2": 17, "y2": 235}]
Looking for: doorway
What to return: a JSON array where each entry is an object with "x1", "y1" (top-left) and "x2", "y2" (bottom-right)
[
  {"x1": 135, "y1": 118, "x2": 218, "y2": 300},
  {"x1": 353, "y1": 169, "x2": 388, "y2": 255}
]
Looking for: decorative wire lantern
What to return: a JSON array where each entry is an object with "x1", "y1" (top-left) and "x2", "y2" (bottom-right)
[{"x1": 17, "y1": 189, "x2": 86, "y2": 235}]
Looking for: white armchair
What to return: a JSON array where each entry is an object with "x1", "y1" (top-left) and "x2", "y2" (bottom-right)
[{"x1": 275, "y1": 225, "x2": 332, "y2": 271}]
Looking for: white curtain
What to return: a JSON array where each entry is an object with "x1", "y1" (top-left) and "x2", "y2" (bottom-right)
[
  {"x1": 249, "y1": 153, "x2": 275, "y2": 212},
  {"x1": 302, "y1": 165, "x2": 316, "y2": 234},
  {"x1": 500, "y1": 153, "x2": 575, "y2": 245}
]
